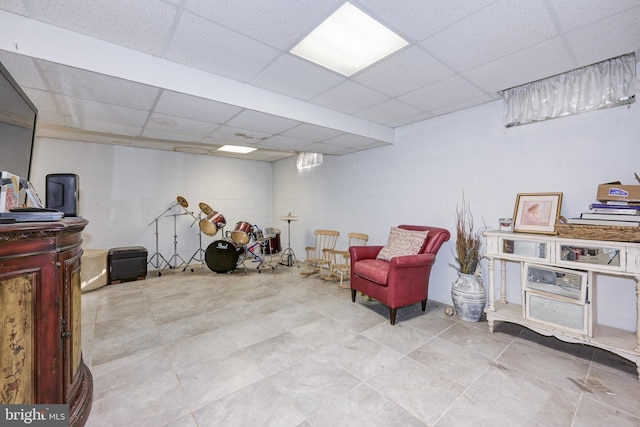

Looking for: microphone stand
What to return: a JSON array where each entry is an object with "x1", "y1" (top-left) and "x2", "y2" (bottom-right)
[{"x1": 147, "y1": 203, "x2": 177, "y2": 274}]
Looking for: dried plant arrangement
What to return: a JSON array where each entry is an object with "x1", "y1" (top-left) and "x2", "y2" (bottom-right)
[{"x1": 453, "y1": 196, "x2": 484, "y2": 275}]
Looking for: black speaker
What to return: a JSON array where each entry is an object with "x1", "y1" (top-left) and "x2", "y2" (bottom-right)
[{"x1": 46, "y1": 173, "x2": 79, "y2": 217}]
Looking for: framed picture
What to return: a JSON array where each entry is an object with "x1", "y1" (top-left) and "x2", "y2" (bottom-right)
[{"x1": 513, "y1": 192, "x2": 563, "y2": 234}]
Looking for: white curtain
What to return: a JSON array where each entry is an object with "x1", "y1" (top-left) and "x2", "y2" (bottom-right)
[
  {"x1": 296, "y1": 152, "x2": 323, "y2": 170},
  {"x1": 503, "y1": 53, "x2": 640, "y2": 127}
]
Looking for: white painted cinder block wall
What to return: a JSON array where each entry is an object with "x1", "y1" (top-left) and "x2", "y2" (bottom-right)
[
  {"x1": 30, "y1": 99, "x2": 639, "y2": 330},
  {"x1": 273, "y1": 100, "x2": 640, "y2": 331}
]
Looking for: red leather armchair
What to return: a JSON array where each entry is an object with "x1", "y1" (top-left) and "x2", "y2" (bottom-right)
[{"x1": 349, "y1": 225, "x2": 450, "y2": 325}]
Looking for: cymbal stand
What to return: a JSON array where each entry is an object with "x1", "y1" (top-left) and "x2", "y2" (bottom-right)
[
  {"x1": 184, "y1": 210, "x2": 206, "y2": 272},
  {"x1": 280, "y1": 219, "x2": 299, "y2": 267},
  {"x1": 147, "y1": 203, "x2": 177, "y2": 274},
  {"x1": 163, "y1": 212, "x2": 188, "y2": 272}
]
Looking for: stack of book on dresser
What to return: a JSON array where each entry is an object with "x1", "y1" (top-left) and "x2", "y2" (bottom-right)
[{"x1": 565, "y1": 202, "x2": 640, "y2": 227}]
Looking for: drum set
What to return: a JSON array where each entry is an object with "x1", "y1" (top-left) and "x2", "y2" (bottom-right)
[{"x1": 148, "y1": 196, "x2": 282, "y2": 274}]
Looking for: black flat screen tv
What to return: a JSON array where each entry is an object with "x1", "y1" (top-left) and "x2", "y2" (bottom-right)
[{"x1": 0, "y1": 60, "x2": 38, "y2": 182}]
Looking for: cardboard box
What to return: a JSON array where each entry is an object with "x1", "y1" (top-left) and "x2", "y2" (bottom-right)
[{"x1": 597, "y1": 181, "x2": 640, "y2": 202}]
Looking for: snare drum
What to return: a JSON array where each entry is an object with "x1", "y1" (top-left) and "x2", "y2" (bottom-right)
[
  {"x1": 263, "y1": 229, "x2": 282, "y2": 254},
  {"x1": 205, "y1": 239, "x2": 243, "y2": 273},
  {"x1": 230, "y1": 221, "x2": 254, "y2": 245},
  {"x1": 199, "y1": 211, "x2": 226, "y2": 236},
  {"x1": 253, "y1": 227, "x2": 275, "y2": 241}
]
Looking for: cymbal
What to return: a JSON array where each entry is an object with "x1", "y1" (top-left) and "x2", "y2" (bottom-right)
[
  {"x1": 177, "y1": 196, "x2": 188, "y2": 208},
  {"x1": 281, "y1": 212, "x2": 298, "y2": 221},
  {"x1": 199, "y1": 202, "x2": 214, "y2": 216}
]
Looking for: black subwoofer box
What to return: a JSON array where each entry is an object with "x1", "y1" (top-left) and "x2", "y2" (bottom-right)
[
  {"x1": 108, "y1": 246, "x2": 148, "y2": 285},
  {"x1": 46, "y1": 173, "x2": 79, "y2": 216}
]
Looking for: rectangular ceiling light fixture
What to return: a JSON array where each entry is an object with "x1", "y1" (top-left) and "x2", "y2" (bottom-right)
[
  {"x1": 290, "y1": 2, "x2": 408, "y2": 76},
  {"x1": 217, "y1": 145, "x2": 257, "y2": 154}
]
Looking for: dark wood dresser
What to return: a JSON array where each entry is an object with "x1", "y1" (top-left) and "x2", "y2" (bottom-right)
[{"x1": 0, "y1": 218, "x2": 92, "y2": 426}]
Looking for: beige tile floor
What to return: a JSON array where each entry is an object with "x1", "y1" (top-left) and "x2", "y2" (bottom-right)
[{"x1": 81, "y1": 262, "x2": 640, "y2": 427}]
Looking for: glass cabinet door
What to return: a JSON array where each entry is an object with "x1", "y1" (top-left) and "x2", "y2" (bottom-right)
[
  {"x1": 558, "y1": 243, "x2": 621, "y2": 268},
  {"x1": 501, "y1": 238, "x2": 549, "y2": 260},
  {"x1": 523, "y1": 263, "x2": 588, "y2": 302},
  {"x1": 526, "y1": 293, "x2": 589, "y2": 336}
]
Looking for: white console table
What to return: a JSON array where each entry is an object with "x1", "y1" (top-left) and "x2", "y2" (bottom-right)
[{"x1": 484, "y1": 230, "x2": 640, "y2": 379}]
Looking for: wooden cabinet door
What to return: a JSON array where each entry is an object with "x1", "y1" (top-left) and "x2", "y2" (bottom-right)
[{"x1": 0, "y1": 254, "x2": 60, "y2": 404}]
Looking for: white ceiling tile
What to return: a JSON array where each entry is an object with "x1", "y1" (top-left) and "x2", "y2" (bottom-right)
[
  {"x1": 429, "y1": 94, "x2": 496, "y2": 117},
  {"x1": 0, "y1": 52, "x2": 48, "y2": 90},
  {"x1": 205, "y1": 125, "x2": 271, "y2": 146},
  {"x1": 322, "y1": 133, "x2": 389, "y2": 149},
  {"x1": 40, "y1": 63, "x2": 160, "y2": 110},
  {"x1": 280, "y1": 123, "x2": 345, "y2": 142},
  {"x1": 361, "y1": 0, "x2": 496, "y2": 41},
  {"x1": 226, "y1": 110, "x2": 300, "y2": 134},
  {"x1": 29, "y1": 0, "x2": 178, "y2": 56},
  {"x1": 353, "y1": 99, "x2": 421, "y2": 124},
  {"x1": 565, "y1": 6, "x2": 640, "y2": 67},
  {"x1": 166, "y1": 11, "x2": 280, "y2": 82},
  {"x1": 147, "y1": 113, "x2": 220, "y2": 138},
  {"x1": 1, "y1": 1, "x2": 27, "y2": 15},
  {"x1": 463, "y1": 37, "x2": 576, "y2": 92},
  {"x1": 420, "y1": 0, "x2": 558, "y2": 71},
  {"x1": 398, "y1": 75, "x2": 487, "y2": 112},
  {"x1": 141, "y1": 127, "x2": 202, "y2": 142},
  {"x1": 184, "y1": 0, "x2": 341, "y2": 49},
  {"x1": 386, "y1": 111, "x2": 434, "y2": 128},
  {"x1": 255, "y1": 134, "x2": 315, "y2": 151},
  {"x1": 353, "y1": 46, "x2": 454, "y2": 97},
  {"x1": 57, "y1": 96, "x2": 148, "y2": 129},
  {"x1": 33, "y1": 111, "x2": 69, "y2": 128},
  {"x1": 250, "y1": 55, "x2": 344, "y2": 100},
  {"x1": 548, "y1": 0, "x2": 640, "y2": 32},
  {"x1": 301, "y1": 142, "x2": 348, "y2": 155},
  {"x1": 154, "y1": 90, "x2": 242, "y2": 123},
  {"x1": 22, "y1": 88, "x2": 62, "y2": 115},
  {"x1": 310, "y1": 81, "x2": 389, "y2": 114},
  {"x1": 1, "y1": 1, "x2": 636, "y2": 161}
]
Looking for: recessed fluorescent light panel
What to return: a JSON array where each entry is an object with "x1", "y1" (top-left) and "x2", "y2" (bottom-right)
[
  {"x1": 290, "y1": 2, "x2": 408, "y2": 76},
  {"x1": 218, "y1": 145, "x2": 257, "y2": 154}
]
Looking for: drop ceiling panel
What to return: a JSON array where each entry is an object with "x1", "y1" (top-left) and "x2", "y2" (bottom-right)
[
  {"x1": 354, "y1": 98, "x2": 421, "y2": 125},
  {"x1": 1, "y1": 1, "x2": 638, "y2": 162},
  {"x1": 280, "y1": 123, "x2": 345, "y2": 142},
  {"x1": 360, "y1": 0, "x2": 497, "y2": 41},
  {"x1": 420, "y1": 0, "x2": 558, "y2": 72},
  {"x1": 310, "y1": 81, "x2": 389, "y2": 115},
  {"x1": 29, "y1": 0, "x2": 178, "y2": 56},
  {"x1": 463, "y1": 38, "x2": 576, "y2": 92},
  {"x1": 204, "y1": 125, "x2": 271, "y2": 145},
  {"x1": 255, "y1": 134, "x2": 315, "y2": 151},
  {"x1": 154, "y1": 91, "x2": 242, "y2": 123},
  {"x1": 39, "y1": 62, "x2": 160, "y2": 110},
  {"x1": 226, "y1": 110, "x2": 300, "y2": 135},
  {"x1": 352, "y1": 46, "x2": 454, "y2": 97},
  {"x1": 165, "y1": 11, "x2": 280, "y2": 82},
  {"x1": 249, "y1": 55, "x2": 345, "y2": 100},
  {"x1": 548, "y1": 0, "x2": 640, "y2": 32},
  {"x1": 398, "y1": 75, "x2": 487, "y2": 112},
  {"x1": 146, "y1": 113, "x2": 220, "y2": 138},
  {"x1": 0, "y1": 53, "x2": 47, "y2": 90},
  {"x1": 565, "y1": 7, "x2": 640, "y2": 66},
  {"x1": 184, "y1": 0, "x2": 342, "y2": 50}
]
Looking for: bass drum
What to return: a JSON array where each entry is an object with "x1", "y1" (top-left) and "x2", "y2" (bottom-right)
[{"x1": 205, "y1": 239, "x2": 243, "y2": 273}]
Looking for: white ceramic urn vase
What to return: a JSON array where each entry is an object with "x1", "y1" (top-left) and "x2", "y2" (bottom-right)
[{"x1": 451, "y1": 272, "x2": 486, "y2": 322}]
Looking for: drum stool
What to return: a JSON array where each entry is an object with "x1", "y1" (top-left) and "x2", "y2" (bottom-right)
[{"x1": 108, "y1": 246, "x2": 148, "y2": 285}]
